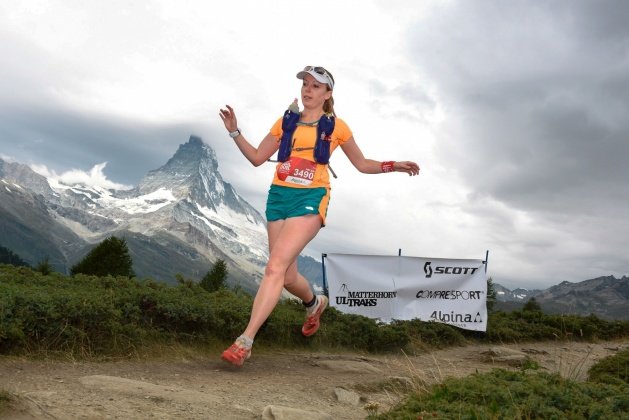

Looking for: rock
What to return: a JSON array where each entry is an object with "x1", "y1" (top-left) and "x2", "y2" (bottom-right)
[
  {"x1": 261, "y1": 405, "x2": 333, "y2": 420},
  {"x1": 521, "y1": 348, "x2": 549, "y2": 355},
  {"x1": 79, "y1": 375, "x2": 220, "y2": 405},
  {"x1": 317, "y1": 360, "x2": 382, "y2": 373},
  {"x1": 480, "y1": 347, "x2": 528, "y2": 366},
  {"x1": 333, "y1": 387, "x2": 361, "y2": 406}
]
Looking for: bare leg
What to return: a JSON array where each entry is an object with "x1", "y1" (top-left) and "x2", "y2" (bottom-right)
[
  {"x1": 267, "y1": 220, "x2": 315, "y2": 303},
  {"x1": 242, "y1": 215, "x2": 321, "y2": 339},
  {"x1": 284, "y1": 265, "x2": 316, "y2": 302}
]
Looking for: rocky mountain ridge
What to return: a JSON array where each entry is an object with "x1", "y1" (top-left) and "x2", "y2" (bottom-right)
[
  {"x1": 494, "y1": 276, "x2": 629, "y2": 320},
  {"x1": 0, "y1": 136, "x2": 276, "y2": 290}
]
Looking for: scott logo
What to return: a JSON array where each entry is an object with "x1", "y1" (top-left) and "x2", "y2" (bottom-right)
[
  {"x1": 424, "y1": 262, "x2": 433, "y2": 278},
  {"x1": 424, "y1": 261, "x2": 479, "y2": 278}
]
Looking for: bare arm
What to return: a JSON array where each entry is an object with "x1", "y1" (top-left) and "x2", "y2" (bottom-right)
[
  {"x1": 219, "y1": 105, "x2": 279, "y2": 167},
  {"x1": 340, "y1": 137, "x2": 420, "y2": 176}
]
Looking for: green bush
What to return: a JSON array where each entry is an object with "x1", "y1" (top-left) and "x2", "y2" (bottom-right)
[
  {"x1": 319, "y1": 307, "x2": 409, "y2": 352},
  {"x1": 588, "y1": 349, "x2": 629, "y2": 385},
  {"x1": 402, "y1": 319, "x2": 466, "y2": 348},
  {"x1": 0, "y1": 266, "x2": 409, "y2": 355},
  {"x1": 0, "y1": 390, "x2": 12, "y2": 414},
  {"x1": 377, "y1": 369, "x2": 629, "y2": 419},
  {"x1": 474, "y1": 310, "x2": 629, "y2": 344},
  {"x1": 1, "y1": 265, "x2": 629, "y2": 357}
]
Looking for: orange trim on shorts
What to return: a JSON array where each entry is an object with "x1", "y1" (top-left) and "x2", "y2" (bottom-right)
[{"x1": 318, "y1": 188, "x2": 331, "y2": 226}]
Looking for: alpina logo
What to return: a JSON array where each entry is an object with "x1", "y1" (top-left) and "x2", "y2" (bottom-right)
[{"x1": 430, "y1": 310, "x2": 483, "y2": 323}]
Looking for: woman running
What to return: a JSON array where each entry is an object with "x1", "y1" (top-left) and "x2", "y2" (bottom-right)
[{"x1": 219, "y1": 66, "x2": 419, "y2": 366}]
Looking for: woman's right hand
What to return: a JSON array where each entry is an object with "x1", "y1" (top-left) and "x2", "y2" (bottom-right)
[{"x1": 219, "y1": 105, "x2": 238, "y2": 133}]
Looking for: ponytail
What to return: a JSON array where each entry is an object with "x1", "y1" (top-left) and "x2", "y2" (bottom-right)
[
  {"x1": 323, "y1": 95, "x2": 336, "y2": 116},
  {"x1": 322, "y1": 67, "x2": 336, "y2": 116}
]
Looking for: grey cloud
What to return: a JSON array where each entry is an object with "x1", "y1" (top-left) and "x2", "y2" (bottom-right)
[
  {"x1": 0, "y1": 103, "x2": 221, "y2": 186},
  {"x1": 398, "y1": 0, "x2": 629, "y2": 285},
  {"x1": 367, "y1": 79, "x2": 437, "y2": 122},
  {"x1": 406, "y1": 0, "x2": 629, "y2": 216}
]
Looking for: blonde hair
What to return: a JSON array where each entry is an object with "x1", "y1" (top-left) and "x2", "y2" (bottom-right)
[
  {"x1": 322, "y1": 67, "x2": 336, "y2": 116},
  {"x1": 324, "y1": 94, "x2": 336, "y2": 116}
]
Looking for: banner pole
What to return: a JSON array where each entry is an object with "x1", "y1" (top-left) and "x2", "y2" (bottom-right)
[
  {"x1": 484, "y1": 250, "x2": 490, "y2": 273},
  {"x1": 321, "y1": 253, "x2": 328, "y2": 297}
]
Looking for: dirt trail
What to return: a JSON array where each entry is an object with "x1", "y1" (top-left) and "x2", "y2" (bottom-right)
[{"x1": 1, "y1": 339, "x2": 627, "y2": 419}]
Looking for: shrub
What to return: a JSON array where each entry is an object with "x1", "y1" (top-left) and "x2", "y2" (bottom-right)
[
  {"x1": 402, "y1": 319, "x2": 466, "y2": 349},
  {"x1": 377, "y1": 369, "x2": 629, "y2": 419},
  {"x1": 588, "y1": 349, "x2": 629, "y2": 385},
  {"x1": 0, "y1": 390, "x2": 12, "y2": 414},
  {"x1": 34, "y1": 257, "x2": 53, "y2": 275},
  {"x1": 321, "y1": 308, "x2": 410, "y2": 352},
  {"x1": 1, "y1": 265, "x2": 629, "y2": 357}
]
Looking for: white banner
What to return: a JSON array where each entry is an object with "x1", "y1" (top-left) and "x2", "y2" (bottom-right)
[{"x1": 325, "y1": 253, "x2": 487, "y2": 331}]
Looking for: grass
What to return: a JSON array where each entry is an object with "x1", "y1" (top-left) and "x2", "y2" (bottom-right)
[
  {"x1": 588, "y1": 348, "x2": 629, "y2": 385},
  {"x1": 0, "y1": 390, "x2": 12, "y2": 414},
  {"x1": 371, "y1": 368, "x2": 629, "y2": 419},
  {"x1": 3, "y1": 264, "x2": 628, "y2": 361},
  {"x1": 363, "y1": 344, "x2": 629, "y2": 419}
]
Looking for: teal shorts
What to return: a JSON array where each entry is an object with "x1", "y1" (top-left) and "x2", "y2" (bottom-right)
[{"x1": 265, "y1": 185, "x2": 330, "y2": 227}]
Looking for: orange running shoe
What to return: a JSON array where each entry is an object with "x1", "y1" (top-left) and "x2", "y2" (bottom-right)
[
  {"x1": 221, "y1": 338, "x2": 252, "y2": 367},
  {"x1": 302, "y1": 295, "x2": 328, "y2": 337}
]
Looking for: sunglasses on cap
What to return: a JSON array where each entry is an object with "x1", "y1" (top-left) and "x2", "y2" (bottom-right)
[{"x1": 302, "y1": 66, "x2": 335, "y2": 89}]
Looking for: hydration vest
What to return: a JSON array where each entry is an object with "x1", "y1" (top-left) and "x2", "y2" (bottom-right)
[{"x1": 277, "y1": 108, "x2": 335, "y2": 165}]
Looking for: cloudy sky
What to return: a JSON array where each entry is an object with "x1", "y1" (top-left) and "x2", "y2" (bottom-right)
[{"x1": 1, "y1": 0, "x2": 627, "y2": 289}]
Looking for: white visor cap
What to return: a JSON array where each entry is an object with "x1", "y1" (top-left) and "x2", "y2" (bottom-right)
[{"x1": 296, "y1": 66, "x2": 334, "y2": 90}]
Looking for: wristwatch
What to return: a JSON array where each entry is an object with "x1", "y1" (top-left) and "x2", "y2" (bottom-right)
[{"x1": 228, "y1": 129, "x2": 241, "y2": 138}]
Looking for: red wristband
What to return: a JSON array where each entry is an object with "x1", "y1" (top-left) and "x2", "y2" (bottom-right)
[{"x1": 381, "y1": 161, "x2": 395, "y2": 173}]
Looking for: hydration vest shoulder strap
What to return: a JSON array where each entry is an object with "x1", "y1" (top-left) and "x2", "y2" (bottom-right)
[
  {"x1": 277, "y1": 110, "x2": 335, "y2": 164},
  {"x1": 314, "y1": 114, "x2": 335, "y2": 164},
  {"x1": 277, "y1": 109, "x2": 300, "y2": 162}
]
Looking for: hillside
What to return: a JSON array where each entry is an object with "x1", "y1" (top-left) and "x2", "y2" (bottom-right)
[{"x1": 495, "y1": 276, "x2": 629, "y2": 320}]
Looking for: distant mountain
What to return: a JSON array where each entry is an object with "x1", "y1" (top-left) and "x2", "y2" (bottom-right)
[
  {"x1": 298, "y1": 255, "x2": 324, "y2": 291},
  {"x1": 0, "y1": 174, "x2": 84, "y2": 272},
  {"x1": 535, "y1": 276, "x2": 629, "y2": 320},
  {"x1": 0, "y1": 136, "x2": 279, "y2": 290},
  {"x1": 494, "y1": 276, "x2": 629, "y2": 320},
  {"x1": 494, "y1": 283, "x2": 542, "y2": 302}
]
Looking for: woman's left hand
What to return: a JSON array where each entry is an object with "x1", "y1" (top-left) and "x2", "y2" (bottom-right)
[{"x1": 394, "y1": 161, "x2": 420, "y2": 176}]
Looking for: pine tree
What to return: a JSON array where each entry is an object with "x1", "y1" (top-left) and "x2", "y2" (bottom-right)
[
  {"x1": 523, "y1": 297, "x2": 542, "y2": 313},
  {"x1": 200, "y1": 258, "x2": 228, "y2": 292},
  {"x1": 0, "y1": 245, "x2": 30, "y2": 267},
  {"x1": 486, "y1": 277, "x2": 497, "y2": 312},
  {"x1": 71, "y1": 236, "x2": 135, "y2": 277}
]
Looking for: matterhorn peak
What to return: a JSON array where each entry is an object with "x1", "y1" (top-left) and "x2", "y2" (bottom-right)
[
  {"x1": 160, "y1": 135, "x2": 218, "y2": 176},
  {"x1": 138, "y1": 136, "x2": 219, "y2": 197}
]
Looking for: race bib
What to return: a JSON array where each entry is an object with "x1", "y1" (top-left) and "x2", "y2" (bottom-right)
[{"x1": 277, "y1": 157, "x2": 317, "y2": 186}]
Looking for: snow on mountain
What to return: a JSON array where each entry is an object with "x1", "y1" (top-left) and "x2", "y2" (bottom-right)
[{"x1": 0, "y1": 136, "x2": 269, "y2": 287}]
